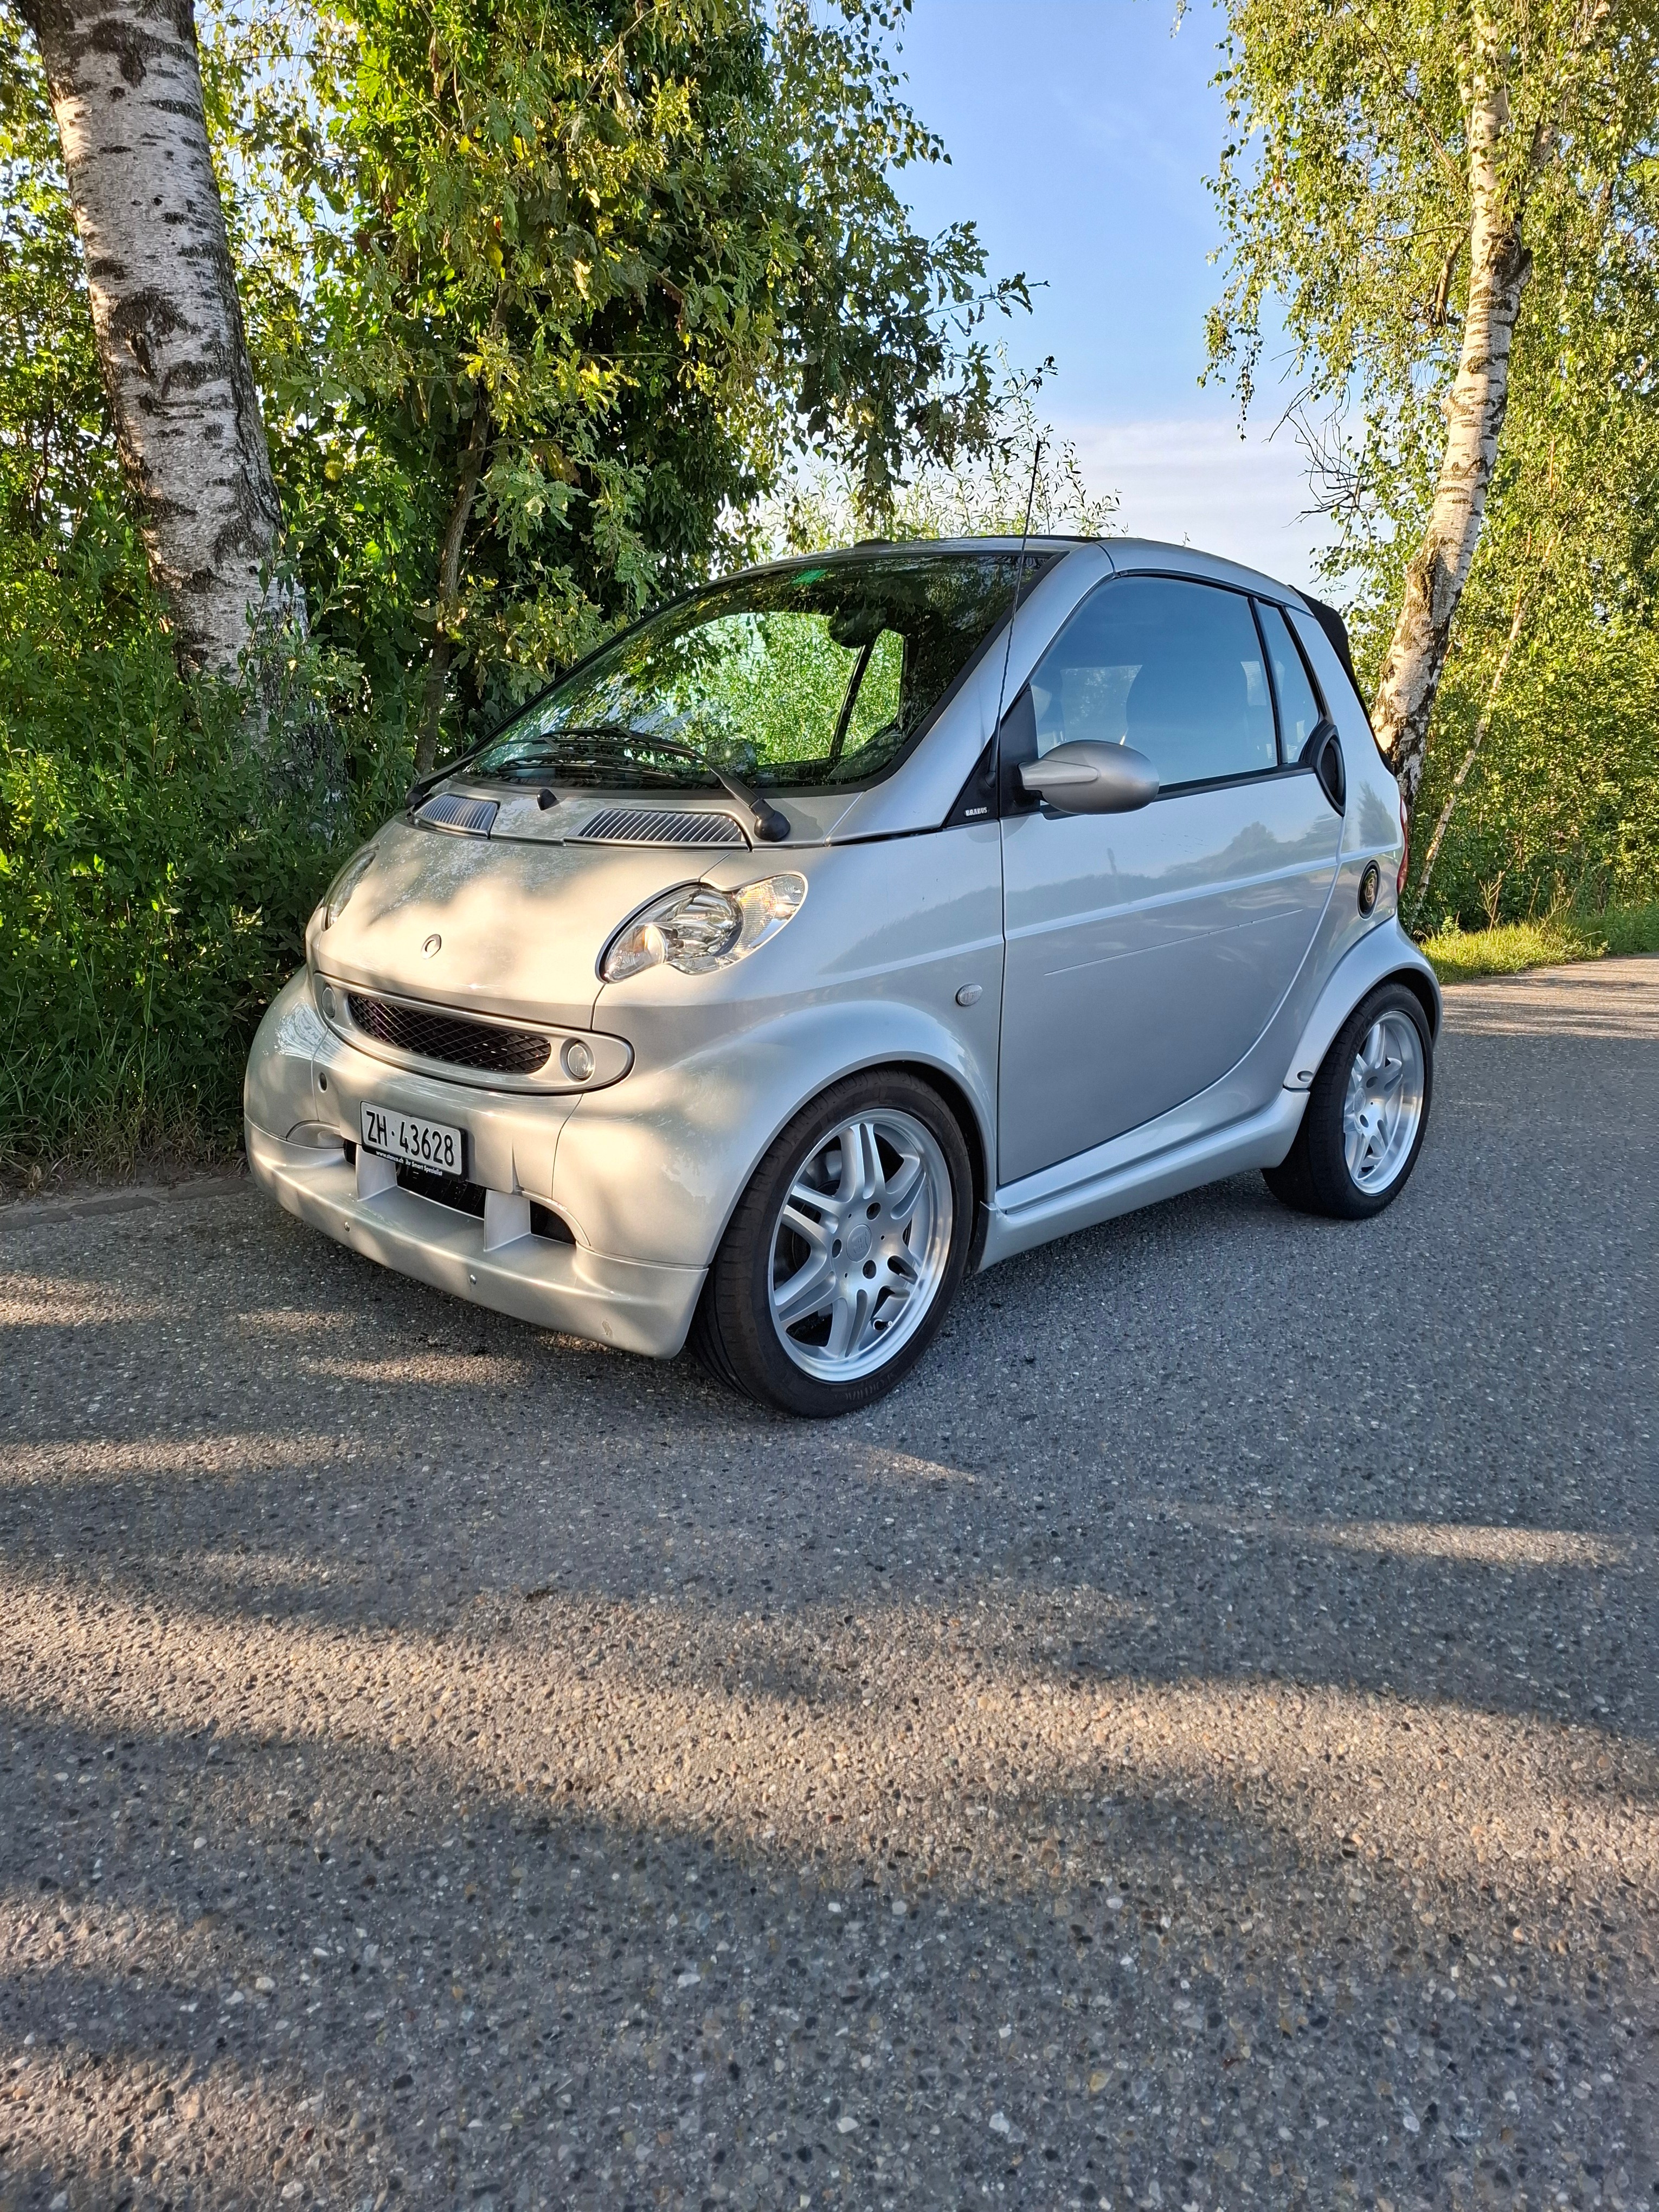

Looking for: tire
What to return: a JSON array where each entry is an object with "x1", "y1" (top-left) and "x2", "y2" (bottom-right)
[
  {"x1": 1264, "y1": 980, "x2": 1433, "y2": 1220},
  {"x1": 691, "y1": 1070, "x2": 975, "y2": 1417}
]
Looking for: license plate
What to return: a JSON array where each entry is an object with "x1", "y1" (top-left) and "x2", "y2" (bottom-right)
[{"x1": 360, "y1": 1103, "x2": 464, "y2": 1175}]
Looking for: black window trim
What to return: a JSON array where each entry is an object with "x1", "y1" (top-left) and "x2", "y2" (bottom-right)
[{"x1": 1250, "y1": 592, "x2": 1331, "y2": 771}]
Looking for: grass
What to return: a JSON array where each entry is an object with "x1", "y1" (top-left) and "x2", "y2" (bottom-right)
[{"x1": 1420, "y1": 901, "x2": 1659, "y2": 985}]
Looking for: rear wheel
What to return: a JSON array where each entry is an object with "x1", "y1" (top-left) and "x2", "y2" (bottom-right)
[
  {"x1": 692, "y1": 1071, "x2": 974, "y2": 1416},
  {"x1": 1264, "y1": 981, "x2": 1433, "y2": 1219}
]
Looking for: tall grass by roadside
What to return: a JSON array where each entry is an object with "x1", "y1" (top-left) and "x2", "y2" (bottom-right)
[{"x1": 1421, "y1": 902, "x2": 1659, "y2": 985}]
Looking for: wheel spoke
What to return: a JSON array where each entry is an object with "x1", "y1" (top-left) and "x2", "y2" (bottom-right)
[
  {"x1": 780, "y1": 1199, "x2": 834, "y2": 1255},
  {"x1": 788, "y1": 1173, "x2": 835, "y2": 1217},
  {"x1": 883, "y1": 1152, "x2": 927, "y2": 1227},
  {"x1": 772, "y1": 1253, "x2": 836, "y2": 1328},
  {"x1": 847, "y1": 1285, "x2": 883, "y2": 1356},
  {"x1": 825, "y1": 1288, "x2": 862, "y2": 1359},
  {"x1": 833, "y1": 1120, "x2": 883, "y2": 1208}
]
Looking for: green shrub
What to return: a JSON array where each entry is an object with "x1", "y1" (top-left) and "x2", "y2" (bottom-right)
[{"x1": 0, "y1": 513, "x2": 408, "y2": 1174}]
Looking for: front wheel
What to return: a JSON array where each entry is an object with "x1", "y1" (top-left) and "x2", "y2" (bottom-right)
[
  {"x1": 1264, "y1": 981, "x2": 1433, "y2": 1219},
  {"x1": 692, "y1": 1072, "x2": 974, "y2": 1416}
]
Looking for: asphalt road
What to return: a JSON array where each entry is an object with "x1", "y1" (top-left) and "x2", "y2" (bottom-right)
[{"x1": 2, "y1": 959, "x2": 1655, "y2": 2212}]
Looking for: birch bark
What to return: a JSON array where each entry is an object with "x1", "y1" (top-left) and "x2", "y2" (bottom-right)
[
  {"x1": 1371, "y1": 15, "x2": 1532, "y2": 820},
  {"x1": 1406, "y1": 550, "x2": 1546, "y2": 927},
  {"x1": 18, "y1": 0, "x2": 297, "y2": 676}
]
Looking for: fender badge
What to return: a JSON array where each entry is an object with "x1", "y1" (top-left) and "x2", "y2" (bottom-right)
[{"x1": 422, "y1": 933, "x2": 442, "y2": 957}]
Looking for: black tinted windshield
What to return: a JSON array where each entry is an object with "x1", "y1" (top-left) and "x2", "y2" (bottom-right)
[{"x1": 469, "y1": 550, "x2": 1052, "y2": 792}]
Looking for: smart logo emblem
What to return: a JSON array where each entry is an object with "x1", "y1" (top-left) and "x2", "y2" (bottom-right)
[{"x1": 422, "y1": 934, "x2": 442, "y2": 957}]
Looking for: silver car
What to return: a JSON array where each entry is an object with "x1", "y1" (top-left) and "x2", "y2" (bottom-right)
[{"x1": 246, "y1": 538, "x2": 1438, "y2": 1415}]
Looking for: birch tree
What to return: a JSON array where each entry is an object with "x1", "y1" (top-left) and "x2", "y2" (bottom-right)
[
  {"x1": 14, "y1": 0, "x2": 295, "y2": 674},
  {"x1": 1205, "y1": 0, "x2": 1659, "y2": 820}
]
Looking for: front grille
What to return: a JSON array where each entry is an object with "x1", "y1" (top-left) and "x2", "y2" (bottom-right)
[
  {"x1": 575, "y1": 806, "x2": 747, "y2": 847},
  {"x1": 416, "y1": 792, "x2": 499, "y2": 835},
  {"x1": 347, "y1": 993, "x2": 551, "y2": 1076}
]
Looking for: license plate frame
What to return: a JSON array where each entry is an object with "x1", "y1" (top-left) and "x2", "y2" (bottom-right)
[{"x1": 359, "y1": 1102, "x2": 465, "y2": 1177}]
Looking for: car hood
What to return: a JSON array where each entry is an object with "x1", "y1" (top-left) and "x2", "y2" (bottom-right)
[{"x1": 307, "y1": 816, "x2": 723, "y2": 1029}]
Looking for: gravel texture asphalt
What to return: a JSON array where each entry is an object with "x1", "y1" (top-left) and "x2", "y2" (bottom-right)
[{"x1": 1, "y1": 957, "x2": 1655, "y2": 2212}]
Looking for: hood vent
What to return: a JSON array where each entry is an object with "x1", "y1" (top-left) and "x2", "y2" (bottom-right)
[
  {"x1": 574, "y1": 806, "x2": 747, "y2": 848},
  {"x1": 416, "y1": 792, "x2": 499, "y2": 836}
]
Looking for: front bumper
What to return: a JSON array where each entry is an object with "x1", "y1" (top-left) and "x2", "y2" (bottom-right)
[{"x1": 246, "y1": 1123, "x2": 706, "y2": 1359}]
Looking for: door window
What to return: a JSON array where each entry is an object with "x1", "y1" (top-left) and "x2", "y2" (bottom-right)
[
  {"x1": 1255, "y1": 600, "x2": 1325, "y2": 763},
  {"x1": 1027, "y1": 576, "x2": 1277, "y2": 787}
]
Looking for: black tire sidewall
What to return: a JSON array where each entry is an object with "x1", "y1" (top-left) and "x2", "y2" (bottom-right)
[
  {"x1": 703, "y1": 1071, "x2": 975, "y2": 1417},
  {"x1": 1302, "y1": 982, "x2": 1433, "y2": 1219}
]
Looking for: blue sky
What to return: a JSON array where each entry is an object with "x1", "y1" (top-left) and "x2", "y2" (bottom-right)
[{"x1": 888, "y1": 0, "x2": 1329, "y2": 586}]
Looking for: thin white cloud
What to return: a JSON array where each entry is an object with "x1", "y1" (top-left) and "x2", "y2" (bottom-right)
[{"x1": 1060, "y1": 416, "x2": 1338, "y2": 591}]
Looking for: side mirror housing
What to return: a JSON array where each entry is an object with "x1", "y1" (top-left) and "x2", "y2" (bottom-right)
[
  {"x1": 1019, "y1": 740, "x2": 1159, "y2": 815},
  {"x1": 1300, "y1": 717, "x2": 1346, "y2": 814}
]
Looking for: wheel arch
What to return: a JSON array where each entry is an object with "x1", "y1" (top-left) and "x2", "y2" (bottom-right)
[
  {"x1": 887, "y1": 1059, "x2": 989, "y2": 1212},
  {"x1": 1388, "y1": 963, "x2": 1441, "y2": 1040},
  {"x1": 706, "y1": 1049, "x2": 993, "y2": 1266},
  {"x1": 551, "y1": 1003, "x2": 998, "y2": 1273},
  {"x1": 1285, "y1": 921, "x2": 1441, "y2": 1092}
]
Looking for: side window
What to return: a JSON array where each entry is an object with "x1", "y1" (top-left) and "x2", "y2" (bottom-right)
[
  {"x1": 1027, "y1": 576, "x2": 1277, "y2": 787},
  {"x1": 1255, "y1": 601, "x2": 1325, "y2": 764}
]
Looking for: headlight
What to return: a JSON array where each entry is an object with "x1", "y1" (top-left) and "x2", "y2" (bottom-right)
[
  {"x1": 601, "y1": 873, "x2": 807, "y2": 982},
  {"x1": 322, "y1": 844, "x2": 377, "y2": 929}
]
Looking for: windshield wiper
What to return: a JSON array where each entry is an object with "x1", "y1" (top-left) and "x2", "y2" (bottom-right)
[
  {"x1": 533, "y1": 725, "x2": 790, "y2": 843},
  {"x1": 628, "y1": 737, "x2": 790, "y2": 844}
]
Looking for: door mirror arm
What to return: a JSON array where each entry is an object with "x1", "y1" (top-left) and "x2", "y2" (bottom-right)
[{"x1": 1018, "y1": 740, "x2": 1160, "y2": 815}]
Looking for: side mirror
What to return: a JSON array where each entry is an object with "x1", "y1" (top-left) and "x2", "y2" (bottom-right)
[{"x1": 1019, "y1": 740, "x2": 1159, "y2": 815}]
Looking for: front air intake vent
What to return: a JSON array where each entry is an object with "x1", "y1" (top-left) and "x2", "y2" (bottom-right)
[
  {"x1": 416, "y1": 792, "x2": 499, "y2": 835},
  {"x1": 346, "y1": 994, "x2": 551, "y2": 1076},
  {"x1": 574, "y1": 807, "x2": 747, "y2": 847}
]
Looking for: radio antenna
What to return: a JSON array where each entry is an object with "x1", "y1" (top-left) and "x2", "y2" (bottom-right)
[{"x1": 993, "y1": 436, "x2": 1044, "y2": 736}]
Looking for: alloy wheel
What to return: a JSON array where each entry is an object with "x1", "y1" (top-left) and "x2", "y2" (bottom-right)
[
  {"x1": 1342, "y1": 1010, "x2": 1426, "y2": 1193},
  {"x1": 767, "y1": 1109, "x2": 954, "y2": 1381}
]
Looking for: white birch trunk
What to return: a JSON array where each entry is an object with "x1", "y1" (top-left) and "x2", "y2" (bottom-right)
[
  {"x1": 1371, "y1": 17, "x2": 1531, "y2": 820},
  {"x1": 1406, "y1": 556, "x2": 1542, "y2": 928},
  {"x1": 19, "y1": 0, "x2": 298, "y2": 676}
]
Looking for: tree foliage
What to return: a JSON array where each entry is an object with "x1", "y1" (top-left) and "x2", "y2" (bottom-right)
[
  {"x1": 217, "y1": 0, "x2": 1028, "y2": 763},
  {"x1": 1205, "y1": 0, "x2": 1659, "y2": 909}
]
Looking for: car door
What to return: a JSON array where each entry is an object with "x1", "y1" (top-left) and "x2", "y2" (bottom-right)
[{"x1": 997, "y1": 574, "x2": 1343, "y2": 1185}]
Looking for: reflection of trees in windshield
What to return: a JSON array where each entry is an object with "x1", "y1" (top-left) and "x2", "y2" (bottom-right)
[{"x1": 471, "y1": 553, "x2": 1039, "y2": 790}]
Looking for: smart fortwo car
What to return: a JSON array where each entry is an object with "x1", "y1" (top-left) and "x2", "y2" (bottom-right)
[{"x1": 246, "y1": 538, "x2": 1438, "y2": 1416}]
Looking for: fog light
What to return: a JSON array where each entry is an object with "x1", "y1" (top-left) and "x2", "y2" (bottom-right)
[
  {"x1": 562, "y1": 1038, "x2": 596, "y2": 1083},
  {"x1": 318, "y1": 981, "x2": 339, "y2": 1022}
]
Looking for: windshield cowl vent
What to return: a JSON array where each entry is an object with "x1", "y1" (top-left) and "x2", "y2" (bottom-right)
[
  {"x1": 416, "y1": 792, "x2": 499, "y2": 836},
  {"x1": 574, "y1": 807, "x2": 748, "y2": 848}
]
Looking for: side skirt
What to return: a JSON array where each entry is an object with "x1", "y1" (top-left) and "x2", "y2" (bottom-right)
[{"x1": 977, "y1": 1089, "x2": 1307, "y2": 1268}]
